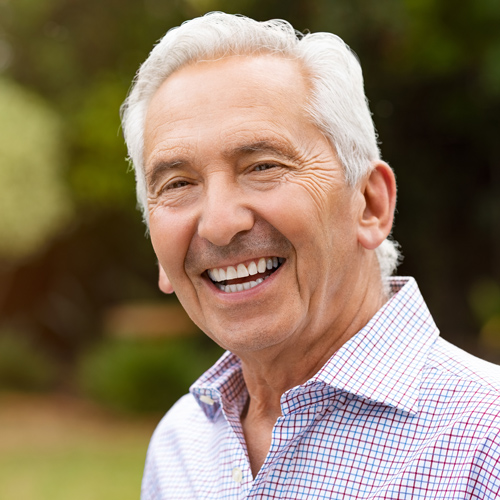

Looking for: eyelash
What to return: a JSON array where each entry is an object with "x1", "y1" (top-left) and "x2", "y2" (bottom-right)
[
  {"x1": 159, "y1": 179, "x2": 190, "y2": 194},
  {"x1": 253, "y1": 163, "x2": 278, "y2": 172},
  {"x1": 168, "y1": 180, "x2": 189, "y2": 189}
]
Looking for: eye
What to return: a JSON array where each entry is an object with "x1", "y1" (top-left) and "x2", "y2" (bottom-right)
[
  {"x1": 253, "y1": 163, "x2": 278, "y2": 172},
  {"x1": 167, "y1": 180, "x2": 189, "y2": 189},
  {"x1": 156, "y1": 179, "x2": 191, "y2": 196}
]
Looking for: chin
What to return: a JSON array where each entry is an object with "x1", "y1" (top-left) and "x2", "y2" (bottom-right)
[{"x1": 210, "y1": 321, "x2": 294, "y2": 355}]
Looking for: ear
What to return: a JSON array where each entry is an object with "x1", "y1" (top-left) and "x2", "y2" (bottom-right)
[
  {"x1": 357, "y1": 161, "x2": 396, "y2": 250},
  {"x1": 158, "y1": 263, "x2": 174, "y2": 294}
]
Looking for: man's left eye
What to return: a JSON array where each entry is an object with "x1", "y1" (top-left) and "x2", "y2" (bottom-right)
[{"x1": 253, "y1": 163, "x2": 277, "y2": 172}]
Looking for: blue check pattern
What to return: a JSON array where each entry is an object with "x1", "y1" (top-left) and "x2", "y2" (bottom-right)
[{"x1": 141, "y1": 277, "x2": 500, "y2": 499}]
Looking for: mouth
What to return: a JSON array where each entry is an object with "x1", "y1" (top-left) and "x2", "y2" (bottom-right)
[{"x1": 206, "y1": 257, "x2": 285, "y2": 293}]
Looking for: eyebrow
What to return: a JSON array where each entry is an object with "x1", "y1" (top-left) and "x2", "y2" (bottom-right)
[
  {"x1": 146, "y1": 159, "x2": 186, "y2": 190},
  {"x1": 226, "y1": 140, "x2": 300, "y2": 163}
]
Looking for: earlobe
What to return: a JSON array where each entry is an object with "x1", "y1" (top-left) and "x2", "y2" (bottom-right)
[
  {"x1": 357, "y1": 161, "x2": 397, "y2": 250},
  {"x1": 158, "y1": 263, "x2": 174, "y2": 294}
]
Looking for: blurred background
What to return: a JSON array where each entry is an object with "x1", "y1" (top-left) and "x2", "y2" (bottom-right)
[{"x1": 0, "y1": 0, "x2": 499, "y2": 498}]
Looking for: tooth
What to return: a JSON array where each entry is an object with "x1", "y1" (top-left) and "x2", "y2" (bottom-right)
[
  {"x1": 219, "y1": 268, "x2": 226, "y2": 280},
  {"x1": 208, "y1": 269, "x2": 215, "y2": 281},
  {"x1": 248, "y1": 261, "x2": 258, "y2": 276},
  {"x1": 224, "y1": 286, "x2": 231, "y2": 293},
  {"x1": 256, "y1": 278, "x2": 263, "y2": 284},
  {"x1": 211, "y1": 268, "x2": 220, "y2": 281},
  {"x1": 236, "y1": 284, "x2": 244, "y2": 291},
  {"x1": 266, "y1": 258, "x2": 273, "y2": 270},
  {"x1": 257, "y1": 258, "x2": 266, "y2": 273},
  {"x1": 272, "y1": 257, "x2": 278, "y2": 268},
  {"x1": 229, "y1": 284, "x2": 237, "y2": 293},
  {"x1": 250, "y1": 280, "x2": 257, "y2": 288},
  {"x1": 278, "y1": 258, "x2": 284, "y2": 264},
  {"x1": 243, "y1": 282, "x2": 251, "y2": 290},
  {"x1": 219, "y1": 285, "x2": 225, "y2": 291},
  {"x1": 237, "y1": 264, "x2": 249, "y2": 278},
  {"x1": 226, "y1": 266, "x2": 237, "y2": 280}
]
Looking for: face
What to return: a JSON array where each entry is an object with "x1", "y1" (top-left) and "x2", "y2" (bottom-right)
[{"x1": 143, "y1": 55, "x2": 369, "y2": 356}]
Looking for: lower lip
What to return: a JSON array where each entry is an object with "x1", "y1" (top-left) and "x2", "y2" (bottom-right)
[{"x1": 207, "y1": 263, "x2": 284, "y2": 300}]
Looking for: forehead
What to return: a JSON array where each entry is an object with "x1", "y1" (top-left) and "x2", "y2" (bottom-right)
[
  {"x1": 143, "y1": 55, "x2": 313, "y2": 163},
  {"x1": 151, "y1": 53, "x2": 308, "y2": 109}
]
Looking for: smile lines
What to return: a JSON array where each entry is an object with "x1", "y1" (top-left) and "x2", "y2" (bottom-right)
[{"x1": 207, "y1": 257, "x2": 284, "y2": 293}]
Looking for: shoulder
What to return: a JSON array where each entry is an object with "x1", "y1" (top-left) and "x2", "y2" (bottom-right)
[
  {"x1": 141, "y1": 394, "x2": 227, "y2": 499},
  {"x1": 426, "y1": 337, "x2": 500, "y2": 393},
  {"x1": 420, "y1": 337, "x2": 500, "y2": 431},
  {"x1": 148, "y1": 393, "x2": 210, "y2": 451}
]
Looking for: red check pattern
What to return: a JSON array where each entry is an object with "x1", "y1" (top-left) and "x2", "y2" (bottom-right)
[{"x1": 141, "y1": 277, "x2": 500, "y2": 499}]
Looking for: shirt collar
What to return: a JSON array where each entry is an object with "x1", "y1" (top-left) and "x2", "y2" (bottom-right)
[
  {"x1": 191, "y1": 277, "x2": 439, "y2": 419},
  {"x1": 307, "y1": 277, "x2": 439, "y2": 415}
]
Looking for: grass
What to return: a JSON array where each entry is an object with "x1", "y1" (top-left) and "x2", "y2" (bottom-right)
[{"x1": 0, "y1": 392, "x2": 160, "y2": 500}]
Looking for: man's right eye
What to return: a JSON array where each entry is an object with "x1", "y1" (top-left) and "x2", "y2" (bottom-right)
[{"x1": 165, "y1": 180, "x2": 189, "y2": 190}]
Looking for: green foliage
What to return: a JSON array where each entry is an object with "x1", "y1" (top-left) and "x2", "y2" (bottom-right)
[
  {"x1": 0, "y1": 332, "x2": 57, "y2": 391},
  {"x1": 469, "y1": 279, "x2": 500, "y2": 324},
  {"x1": 0, "y1": 77, "x2": 71, "y2": 261},
  {"x1": 469, "y1": 279, "x2": 500, "y2": 350},
  {"x1": 79, "y1": 336, "x2": 224, "y2": 413},
  {"x1": 68, "y1": 76, "x2": 136, "y2": 208}
]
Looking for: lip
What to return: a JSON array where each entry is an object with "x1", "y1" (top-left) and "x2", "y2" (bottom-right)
[{"x1": 204, "y1": 258, "x2": 285, "y2": 300}]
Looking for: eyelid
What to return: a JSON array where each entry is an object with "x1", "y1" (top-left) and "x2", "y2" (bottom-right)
[
  {"x1": 158, "y1": 177, "x2": 191, "y2": 193},
  {"x1": 252, "y1": 161, "x2": 283, "y2": 172}
]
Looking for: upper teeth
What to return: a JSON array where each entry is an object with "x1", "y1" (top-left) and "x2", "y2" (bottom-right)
[{"x1": 208, "y1": 257, "x2": 282, "y2": 283}]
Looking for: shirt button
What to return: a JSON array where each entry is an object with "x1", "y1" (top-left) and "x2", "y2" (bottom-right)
[
  {"x1": 199, "y1": 395, "x2": 215, "y2": 405},
  {"x1": 232, "y1": 467, "x2": 243, "y2": 483}
]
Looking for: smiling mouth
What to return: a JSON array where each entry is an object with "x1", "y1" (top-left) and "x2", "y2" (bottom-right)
[{"x1": 206, "y1": 257, "x2": 285, "y2": 293}]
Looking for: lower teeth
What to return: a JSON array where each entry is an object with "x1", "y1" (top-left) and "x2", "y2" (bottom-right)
[{"x1": 219, "y1": 277, "x2": 264, "y2": 293}]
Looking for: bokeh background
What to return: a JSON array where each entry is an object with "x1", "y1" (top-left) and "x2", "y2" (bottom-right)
[{"x1": 1, "y1": 0, "x2": 500, "y2": 498}]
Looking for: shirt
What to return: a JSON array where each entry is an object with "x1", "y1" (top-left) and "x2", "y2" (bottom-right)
[{"x1": 141, "y1": 277, "x2": 500, "y2": 499}]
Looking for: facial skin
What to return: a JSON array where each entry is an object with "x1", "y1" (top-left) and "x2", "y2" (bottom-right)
[{"x1": 143, "y1": 54, "x2": 395, "y2": 374}]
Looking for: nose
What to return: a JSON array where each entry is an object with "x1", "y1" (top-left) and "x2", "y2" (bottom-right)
[{"x1": 197, "y1": 176, "x2": 254, "y2": 247}]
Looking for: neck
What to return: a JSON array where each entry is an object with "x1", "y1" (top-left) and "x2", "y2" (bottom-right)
[{"x1": 239, "y1": 264, "x2": 387, "y2": 421}]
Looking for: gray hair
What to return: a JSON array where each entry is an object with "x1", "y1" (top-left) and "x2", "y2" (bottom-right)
[{"x1": 120, "y1": 12, "x2": 400, "y2": 278}]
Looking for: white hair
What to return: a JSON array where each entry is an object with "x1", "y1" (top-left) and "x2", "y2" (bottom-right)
[{"x1": 120, "y1": 12, "x2": 401, "y2": 279}]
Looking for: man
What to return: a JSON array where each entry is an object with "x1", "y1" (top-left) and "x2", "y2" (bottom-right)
[{"x1": 121, "y1": 13, "x2": 500, "y2": 499}]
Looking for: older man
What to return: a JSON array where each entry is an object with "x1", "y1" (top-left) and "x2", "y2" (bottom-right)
[{"x1": 121, "y1": 13, "x2": 500, "y2": 499}]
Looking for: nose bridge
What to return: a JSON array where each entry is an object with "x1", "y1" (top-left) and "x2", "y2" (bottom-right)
[{"x1": 197, "y1": 172, "x2": 254, "y2": 247}]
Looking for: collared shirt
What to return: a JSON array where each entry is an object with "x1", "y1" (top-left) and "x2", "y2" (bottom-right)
[{"x1": 141, "y1": 277, "x2": 500, "y2": 499}]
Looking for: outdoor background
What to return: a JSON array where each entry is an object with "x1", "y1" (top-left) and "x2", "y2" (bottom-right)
[{"x1": 1, "y1": 0, "x2": 500, "y2": 498}]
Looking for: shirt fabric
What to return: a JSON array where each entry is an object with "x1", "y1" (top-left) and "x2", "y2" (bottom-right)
[{"x1": 141, "y1": 277, "x2": 500, "y2": 499}]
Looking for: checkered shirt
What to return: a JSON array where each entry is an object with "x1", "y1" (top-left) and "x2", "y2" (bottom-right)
[{"x1": 141, "y1": 277, "x2": 500, "y2": 499}]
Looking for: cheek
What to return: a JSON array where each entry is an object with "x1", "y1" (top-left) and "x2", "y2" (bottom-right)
[
  {"x1": 149, "y1": 208, "x2": 195, "y2": 280},
  {"x1": 255, "y1": 185, "x2": 329, "y2": 249}
]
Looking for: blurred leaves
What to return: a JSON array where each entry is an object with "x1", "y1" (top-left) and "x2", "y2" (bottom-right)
[
  {"x1": 79, "y1": 336, "x2": 224, "y2": 413},
  {"x1": 69, "y1": 76, "x2": 135, "y2": 208},
  {"x1": 469, "y1": 279, "x2": 500, "y2": 351},
  {"x1": 0, "y1": 330, "x2": 57, "y2": 390},
  {"x1": 0, "y1": 77, "x2": 71, "y2": 261}
]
